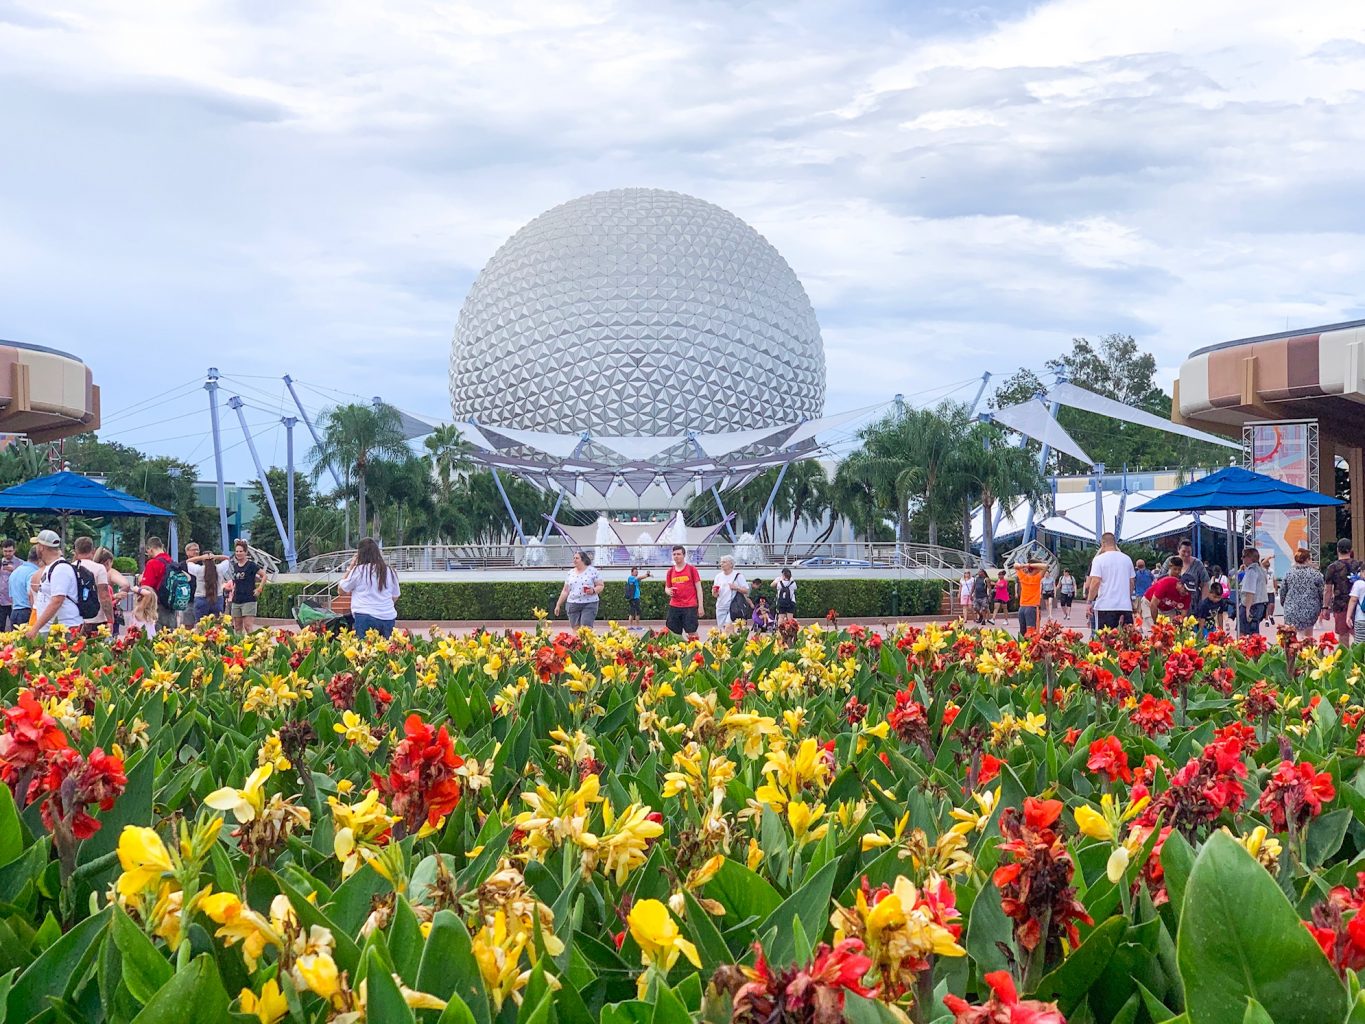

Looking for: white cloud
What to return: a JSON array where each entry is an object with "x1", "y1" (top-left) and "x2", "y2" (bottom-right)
[{"x1": 1, "y1": 0, "x2": 1364, "y2": 476}]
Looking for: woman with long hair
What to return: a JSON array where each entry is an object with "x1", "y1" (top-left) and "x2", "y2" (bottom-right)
[
  {"x1": 193, "y1": 557, "x2": 224, "y2": 624},
  {"x1": 94, "y1": 547, "x2": 129, "y2": 635},
  {"x1": 339, "y1": 537, "x2": 400, "y2": 639}
]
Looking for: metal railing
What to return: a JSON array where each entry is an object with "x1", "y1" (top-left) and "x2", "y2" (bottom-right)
[{"x1": 292, "y1": 540, "x2": 979, "y2": 575}]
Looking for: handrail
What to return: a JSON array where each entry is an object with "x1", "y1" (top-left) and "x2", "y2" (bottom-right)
[{"x1": 293, "y1": 540, "x2": 981, "y2": 575}]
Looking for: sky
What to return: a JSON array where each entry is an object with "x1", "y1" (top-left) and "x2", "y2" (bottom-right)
[{"x1": 3, "y1": 0, "x2": 1365, "y2": 481}]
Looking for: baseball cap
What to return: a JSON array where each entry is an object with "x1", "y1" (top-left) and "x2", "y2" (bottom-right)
[{"x1": 29, "y1": 530, "x2": 62, "y2": 549}]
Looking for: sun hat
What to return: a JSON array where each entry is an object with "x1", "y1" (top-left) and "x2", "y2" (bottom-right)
[{"x1": 29, "y1": 530, "x2": 62, "y2": 549}]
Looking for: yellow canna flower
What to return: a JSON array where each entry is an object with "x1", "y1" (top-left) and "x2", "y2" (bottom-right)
[
  {"x1": 787, "y1": 800, "x2": 829, "y2": 847},
  {"x1": 204, "y1": 764, "x2": 273, "y2": 824},
  {"x1": 115, "y1": 826, "x2": 176, "y2": 898},
  {"x1": 747, "y1": 838, "x2": 765, "y2": 870},
  {"x1": 295, "y1": 951, "x2": 341, "y2": 1003},
  {"x1": 1073, "y1": 803, "x2": 1113, "y2": 841},
  {"x1": 239, "y1": 979, "x2": 288, "y2": 1024},
  {"x1": 948, "y1": 789, "x2": 999, "y2": 836},
  {"x1": 627, "y1": 899, "x2": 700, "y2": 996},
  {"x1": 1105, "y1": 846, "x2": 1130, "y2": 883}
]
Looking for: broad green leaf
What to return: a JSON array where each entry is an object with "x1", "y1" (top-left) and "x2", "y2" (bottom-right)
[
  {"x1": 0, "y1": 785, "x2": 23, "y2": 864},
  {"x1": 966, "y1": 880, "x2": 1015, "y2": 975},
  {"x1": 6, "y1": 905, "x2": 110, "y2": 1023},
  {"x1": 436, "y1": 992, "x2": 478, "y2": 1024},
  {"x1": 127, "y1": 954, "x2": 228, "y2": 1024},
  {"x1": 417, "y1": 910, "x2": 490, "y2": 1024},
  {"x1": 682, "y1": 892, "x2": 732, "y2": 969},
  {"x1": 1177, "y1": 831, "x2": 1346, "y2": 1024},
  {"x1": 1242, "y1": 997, "x2": 1275, "y2": 1024},
  {"x1": 1306, "y1": 808, "x2": 1351, "y2": 868},
  {"x1": 111, "y1": 906, "x2": 173, "y2": 1007},
  {"x1": 1032, "y1": 916, "x2": 1127, "y2": 1015},
  {"x1": 650, "y1": 983, "x2": 692, "y2": 1024},
  {"x1": 704, "y1": 858, "x2": 782, "y2": 928},
  {"x1": 1160, "y1": 830, "x2": 1197, "y2": 917},
  {"x1": 755, "y1": 859, "x2": 836, "y2": 966},
  {"x1": 362, "y1": 949, "x2": 415, "y2": 1024}
]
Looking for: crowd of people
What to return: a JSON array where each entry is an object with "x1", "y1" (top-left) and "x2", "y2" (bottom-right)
[
  {"x1": 0, "y1": 531, "x2": 273, "y2": 639},
  {"x1": 958, "y1": 533, "x2": 1365, "y2": 644},
  {"x1": 552, "y1": 544, "x2": 800, "y2": 639}
]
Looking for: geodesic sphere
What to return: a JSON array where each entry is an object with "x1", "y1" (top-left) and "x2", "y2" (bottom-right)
[{"x1": 449, "y1": 188, "x2": 826, "y2": 435}]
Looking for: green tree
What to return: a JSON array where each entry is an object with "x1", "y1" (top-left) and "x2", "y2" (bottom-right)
[
  {"x1": 423, "y1": 425, "x2": 476, "y2": 500},
  {"x1": 363, "y1": 455, "x2": 436, "y2": 545},
  {"x1": 308, "y1": 403, "x2": 409, "y2": 539},
  {"x1": 992, "y1": 334, "x2": 1227, "y2": 473},
  {"x1": 953, "y1": 423, "x2": 1050, "y2": 565}
]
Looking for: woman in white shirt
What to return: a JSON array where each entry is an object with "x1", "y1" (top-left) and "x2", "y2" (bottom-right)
[
  {"x1": 555, "y1": 550, "x2": 604, "y2": 628},
  {"x1": 1347, "y1": 576, "x2": 1365, "y2": 646},
  {"x1": 339, "y1": 538, "x2": 400, "y2": 639},
  {"x1": 712, "y1": 555, "x2": 750, "y2": 630}
]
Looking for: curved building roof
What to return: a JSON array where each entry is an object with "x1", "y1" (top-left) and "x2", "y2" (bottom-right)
[
  {"x1": 1175, "y1": 320, "x2": 1365, "y2": 435},
  {"x1": 0, "y1": 340, "x2": 100, "y2": 441}
]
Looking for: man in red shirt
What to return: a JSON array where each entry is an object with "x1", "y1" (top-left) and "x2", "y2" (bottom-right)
[
  {"x1": 139, "y1": 536, "x2": 180, "y2": 632},
  {"x1": 1144, "y1": 556, "x2": 1191, "y2": 619},
  {"x1": 663, "y1": 544, "x2": 705, "y2": 638}
]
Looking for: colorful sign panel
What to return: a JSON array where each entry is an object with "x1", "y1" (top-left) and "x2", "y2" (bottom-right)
[{"x1": 1249, "y1": 422, "x2": 1314, "y2": 578}]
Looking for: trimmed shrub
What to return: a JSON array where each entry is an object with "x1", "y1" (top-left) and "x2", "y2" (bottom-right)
[{"x1": 260, "y1": 577, "x2": 946, "y2": 621}]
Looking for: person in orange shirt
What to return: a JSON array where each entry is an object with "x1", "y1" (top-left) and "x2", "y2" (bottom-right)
[{"x1": 1014, "y1": 559, "x2": 1050, "y2": 636}]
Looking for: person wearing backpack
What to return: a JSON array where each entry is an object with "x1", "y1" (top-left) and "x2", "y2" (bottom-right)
[
  {"x1": 25, "y1": 530, "x2": 86, "y2": 638},
  {"x1": 712, "y1": 555, "x2": 751, "y2": 631},
  {"x1": 1324, "y1": 538, "x2": 1361, "y2": 642},
  {"x1": 72, "y1": 536, "x2": 113, "y2": 635},
  {"x1": 772, "y1": 568, "x2": 798, "y2": 625},
  {"x1": 139, "y1": 536, "x2": 189, "y2": 632}
]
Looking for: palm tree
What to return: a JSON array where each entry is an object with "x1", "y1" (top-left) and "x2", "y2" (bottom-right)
[
  {"x1": 424, "y1": 424, "x2": 476, "y2": 499},
  {"x1": 840, "y1": 405, "x2": 967, "y2": 546},
  {"x1": 779, "y1": 460, "x2": 830, "y2": 549},
  {"x1": 951, "y1": 424, "x2": 1050, "y2": 566},
  {"x1": 308, "y1": 403, "x2": 408, "y2": 540}
]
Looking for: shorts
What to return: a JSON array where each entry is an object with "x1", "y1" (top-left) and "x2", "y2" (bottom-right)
[
  {"x1": 566, "y1": 601, "x2": 599, "y2": 628},
  {"x1": 1018, "y1": 605, "x2": 1039, "y2": 633},
  {"x1": 229, "y1": 602, "x2": 258, "y2": 617},
  {"x1": 628, "y1": 598, "x2": 641, "y2": 616},
  {"x1": 1355, "y1": 618, "x2": 1365, "y2": 645},
  {"x1": 1059, "y1": 594, "x2": 1074, "y2": 608},
  {"x1": 972, "y1": 596, "x2": 989, "y2": 612},
  {"x1": 1095, "y1": 609, "x2": 1134, "y2": 630},
  {"x1": 666, "y1": 605, "x2": 699, "y2": 636},
  {"x1": 776, "y1": 599, "x2": 796, "y2": 615},
  {"x1": 156, "y1": 606, "x2": 179, "y2": 630}
]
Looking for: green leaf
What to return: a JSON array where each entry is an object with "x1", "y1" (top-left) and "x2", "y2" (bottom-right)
[
  {"x1": 682, "y1": 892, "x2": 732, "y2": 969},
  {"x1": 843, "y1": 992, "x2": 910, "y2": 1023},
  {"x1": 111, "y1": 906, "x2": 173, "y2": 1007},
  {"x1": 1160, "y1": 830, "x2": 1197, "y2": 917},
  {"x1": 1032, "y1": 916, "x2": 1127, "y2": 1014},
  {"x1": 1305, "y1": 808, "x2": 1351, "y2": 868},
  {"x1": 1242, "y1": 997, "x2": 1275, "y2": 1024},
  {"x1": 387, "y1": 896, "x2": 423, "y2": 986},
  {"x1": 0, "y1": 784, "x2": 23, "y2": 864},
  {"x1": 436, "y1": 992, "x2": 478, "y2": 1024},
  {"x1": 127, "y1": 954, "x2": 228, "y2": 1024},
  {"x1": 966, "y1": 880, "x2": 1015, "y2": 975},
  {"x1": 362, "y1": 949, "x2": 415, "y2": 1024},
  {"x1": 416, "y1": 910, "x2": 490, "y2": 1024},
  {"x1": 704, "y1": 857, "x2": 782, "y2": 928},
  {"x1": 650, "y1": 983, "x2": 692, "y2": 1024},
  {"x1": 1177, "y1": 831, "x2": 1346, "y2": 1024},
  {"x1": 6, "y1": 905, "x2": 110, "y2": 1023},
  {"x1": 755, "y1": 859, "x2": 836, "y2": 966}
]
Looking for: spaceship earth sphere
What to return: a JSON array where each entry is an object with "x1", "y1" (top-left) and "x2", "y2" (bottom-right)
[{"x1": 448, "y1": 188, "x2": 826, "y2": 436}]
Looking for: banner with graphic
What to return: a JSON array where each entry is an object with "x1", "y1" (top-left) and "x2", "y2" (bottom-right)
[{"x1": 1248, "y1": 422, "x2": 1315, "y2": 578}]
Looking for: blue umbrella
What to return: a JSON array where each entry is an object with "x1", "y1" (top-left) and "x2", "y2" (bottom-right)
[
  {"x1": 1131, "y1": 466, "x2": 1342, "y2": 513},
  {"x1": 0, "y1": 471, "x2": 173, "y2": 517}
]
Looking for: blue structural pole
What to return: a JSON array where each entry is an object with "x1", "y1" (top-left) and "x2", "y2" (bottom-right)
[
  {"x1": 541, "y1": 433, "x2": 589, "y2": 542},
  {"x1": 282, "y1": 375, "x2": 341, "y2": 490},
  {"x1": 756, "y1": 461, "x2": 790, "y2": 543},
  {"x1": 1022, "y1": 392, "x2": 1062, "y2": 545},
  {"x1": 965, "y1": 371, "x2": 993, "y2": 418},
  {"x1": 1114, "y1": 466, "x2": 1129, "y2": 543},
  {"x1": 283, "y1": 417, "x2": 298, "y2": 562},
  {"x1": 490, "y1": 469, "x2": 526, "y2": 545},
  {"x1": 228, "y1": 397, "x2": 295, "y2": 568},
  {"x1": 1092, "y1": 463, "x2": 1107, "y2": 546},
  {"x1": 205, "y1": 368, "x2": 230, "y2": 552},
  {"x1": 689, "y1": 432, "x2": 738, "y2": 542}
]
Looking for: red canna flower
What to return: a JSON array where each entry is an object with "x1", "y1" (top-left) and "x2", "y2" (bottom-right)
[
  {"x1": 943, "y1": 969, "x2": 1066, "y2": 1023},
  {"x1": 1086, "y1": 736, "x2": 1132, "y2": 784},
  {"x1": 37, "y1": 745, "x2": 127, "y2": 840},
  {"x1": 731, "y1": 939, "x2": 876, "y2": 1024},
  {"x1": 978, "y1": 753, "x2": 1002, "y2": 786},
  {"x1": 372, "y1": 714, "x2": 465, "y2": 835},
  {"x1": 533, "y1": 644, "x2": 567, "y2": 682},
  {"x1": 994, "y1": 799, "x2": 1091, "y2": 954},
  {"x1": 1131, "y1": 694, "x2": 1175, "y2": 737},
  {"x1": 1258, "y1": 759, "x2": 1335, "y2": 832}
]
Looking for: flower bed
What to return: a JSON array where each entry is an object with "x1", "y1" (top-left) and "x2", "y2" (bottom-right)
[{"x1": 0, "y1": 617, "x2": 1362, "y2": 1023}]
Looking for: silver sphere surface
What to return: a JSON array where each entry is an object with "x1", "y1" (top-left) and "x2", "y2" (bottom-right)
[{"x1": 449, "y1": 188, "x2": 826, "y2": 435}]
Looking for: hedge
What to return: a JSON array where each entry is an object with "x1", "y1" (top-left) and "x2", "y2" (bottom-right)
[{"x1": 259, "y1": 577, "x2": 946, "y2": 622}]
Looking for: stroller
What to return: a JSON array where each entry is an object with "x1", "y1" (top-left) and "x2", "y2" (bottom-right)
[{"x1": 291, "y1": 574, "x2": 354, "y2": 636}]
